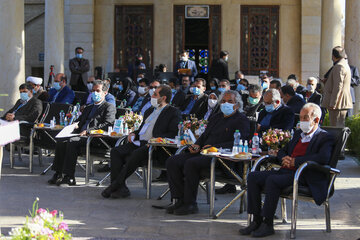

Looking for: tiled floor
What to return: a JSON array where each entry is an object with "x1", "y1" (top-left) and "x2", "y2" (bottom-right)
[{"x1": 0, "y1": 150, "x2": 359, "y2": 239}]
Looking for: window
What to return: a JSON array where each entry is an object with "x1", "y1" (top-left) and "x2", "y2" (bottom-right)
[{"x1": 241, "y1": 6, "x2": 279, "y2": 77}]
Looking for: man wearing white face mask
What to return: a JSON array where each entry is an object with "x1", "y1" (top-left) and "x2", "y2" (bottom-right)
[
  {"x1": 101, "y1": 85, "x2": 181, "y2": 199},
  {"x1": 305, "y1": 77, "x2": 322, "y2": 105},
  {"x1": 181, "y1": 78, "x2": 208, "y2": 119},
  {"x1": 174, "y1": 50, "x2": 198, "y2": 82},
  {"x1": 241, "y1": 103, "x2": 334, "y2": 237},
  {"x1": 164, "y1": 90, "x2": 250, "y2": 215},
  {"x1": 139, "y1": 80, "x2": 161, "y2": 115},
  {"x1": 257, "y1": 89, "x2": 294, "y2": 133},
  {"x1": 48, "y1": 73, "x2": 75, "y2": 104},
  {"x1": 131, "y1": 78, "x2": 151, "y2": 113}
]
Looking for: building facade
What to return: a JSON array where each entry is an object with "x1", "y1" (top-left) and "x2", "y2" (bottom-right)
[{"x1": 1, "y1": 0, "x2": 360, "y2": 114}]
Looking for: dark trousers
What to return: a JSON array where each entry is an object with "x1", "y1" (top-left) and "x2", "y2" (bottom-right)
[
  {"x1": 109, "y1": 142, "x2": 149, "y2": 190},
  {"x1": 71, "y1": 78, "x2": 87, "y2": 92},
  {"x1": 247, "y1": 169, "x2": 297, "y2": 220},
  {"x1": 166, "y1": 153, "x2": 213, "y2": 204},
  {"x1": 52, "y1": 136, "x2": 87, "y2": 177}
]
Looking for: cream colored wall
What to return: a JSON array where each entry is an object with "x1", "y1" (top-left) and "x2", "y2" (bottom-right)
[{"x1": 93, "y1": 0, "x2": 302, "y2": 82}]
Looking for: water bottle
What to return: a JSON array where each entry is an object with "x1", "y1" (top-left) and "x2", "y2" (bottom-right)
[
  {"x1": 232, "y1": 130, "x2": 241, "y2": 154},
  {"x1": 243, "y1": 140, "x2": 249, "y2": 153},
  {"x1": 252, "y1": 133, "x2": 260, "y2": 154},
  {"x1": 75, "y1": 102, "x2": 81, "y2": 112},
  {"x1": 64, "y1": 116, "x2": 68, "y2": 126},
  {"x1": 59, "y1": 110, "x2": 65, "y2": 126},
  {"x1": 291, "y1": 129, "x2": 294, "y2": 139},
  {"x1": 178, "y1": 122, "x2": 184, "y2": 139},
  {"x1": 200, "y1": 124, "x2": 206, "y2": 135},
  {"x1": 134, "y1": 121, "x2": 140, "y2": 131},
  {"x1": 124, "y1": 123, "x2": 128, "y2": 135},
  {"x1": 239, "y1": 140, "x2": 244, "y2": 153}
]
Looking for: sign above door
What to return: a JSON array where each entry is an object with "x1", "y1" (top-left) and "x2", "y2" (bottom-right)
[{"x1": 185, "y1": 5, "x2": 209, "y2": 19}]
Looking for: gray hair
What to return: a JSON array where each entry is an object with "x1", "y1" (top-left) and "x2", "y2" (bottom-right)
[
  {"x1": 219, "y1": 90, "x2": 243, "y2": 112},
  {"x1": 264, "y1": 88, "x2": 281, "y2": 102},
  {"x1": 307, "y1": 77, "x2": 318, "y2": 85},
  {"x1": 286, "y1": 79, "x2": 299, "y2": 88},
  {"x1": 302, "y1": 103, "x2": 322, "y2": 119}
]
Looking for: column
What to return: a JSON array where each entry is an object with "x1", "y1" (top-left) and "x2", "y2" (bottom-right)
[
  {"x1": 319, "y1": 0, "x2": 344, "y2": 77},
  {"x1": 222, "y1": 0, "x2": 240, "y2": 78},
  {"x1": 345, "y1": 0, "x2": 360, "y2": 114},
  {"x1": 44, "y1": 0, "x2": 64, "y2": 85},
  {"x1": 0, "y1": 0, "x2": 25, "y2": 112}
]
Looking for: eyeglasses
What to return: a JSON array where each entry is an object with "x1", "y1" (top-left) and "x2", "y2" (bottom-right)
[{"x1": 149, "y1": 86, "x2": 158, "y2": 89}]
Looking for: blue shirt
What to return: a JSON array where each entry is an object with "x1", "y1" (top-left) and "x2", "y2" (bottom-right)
[
  {"x1": 182, "y1": 98, "x2": 196, "y2": 115},
  {"x1": 132, "y1": 96, "x2": 145, "y2": 112}
]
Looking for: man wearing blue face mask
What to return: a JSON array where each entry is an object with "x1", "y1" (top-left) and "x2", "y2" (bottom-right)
[
  {"x1": 169, "y1": 77, "x2": 185, "y2": 108},
  {"x1": 216, "y1": 79, "x2": 231, "y2": 95},
  {"x1": 48, "y1": 73, "x2": 75, "y2": 104},
  {"x1": 2, "y1": 83, "x2": 43, "y2": 126},
  {"x1": 257, "y1": 89, "x2": 294, "y2": 133},
  {"x1": 260, "y1": 75, "x2": 270, "y2": 92},
  {"x1": 230, "y1": 71, "x2": 244, "y2": 90},
  {"x1": 48, "y1": 80, "x2": 116, "y2": 186},
  {"x1": 165, "y1": 90, "x2": 250, "y2": 215},
  {"x1": 69, "y1": 47, "x2": 90, "y2": 92},
  {"x1": 180, "y1": 78, "x2": 208, "y2": 119}
]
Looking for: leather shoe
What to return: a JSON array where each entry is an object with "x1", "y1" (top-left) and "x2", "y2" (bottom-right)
[
  {"x1": 165, "y1": 199, "x2": 183, "y2": 214},
  {"x1": 97, "y1": 164, "x2": 111, "y2": 173},
  {"x1": 251, "y1": 222, "x2": 275, "y2": 238},
  {"x1": 239, "y1": 221, "x2": 261, "y2": 235},
  {"x1": 48, "y1": 173, "x2": 62, "y2": 185},
  {"x1": 215, "y1": 184, "x2": 236, "y2": 194},
  {"x1": 101, "y1": 186, "x2": 113, "y2": 198},
  {"x1": 152, "y1": 171, "x2": 167, "y2": 182},
  {"x1": 111, "y1": 186, "x2": 130, "y2": 199},
  {"x1": 56, "y1": 175, "x2": 76, "y2": 186},
  {"x1": 173, "y1": 203, "x2": 199, "y2": 215}
]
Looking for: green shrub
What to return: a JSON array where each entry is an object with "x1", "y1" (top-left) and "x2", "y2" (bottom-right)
[{"x1": 345, "y1": 114, "x2": 360, "y2": 155}]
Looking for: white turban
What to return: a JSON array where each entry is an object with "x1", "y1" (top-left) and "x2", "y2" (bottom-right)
[{"x1": 26, "y1": 76, "x2": 43, "y2": 85}]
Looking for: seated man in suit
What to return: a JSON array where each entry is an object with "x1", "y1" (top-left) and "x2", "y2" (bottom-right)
[
  {"x1": 181, "y1": 78, "x2": 208, "y2": 120},
  {"x1": 217, "y1": 79, "x2": 231, "y2": 94},
  {"x1": 269, "y1": 79, "x2": 282, "y2": 92},
  {"x1": 257, "y1": 89, "x2": 294, "y2": 132},
  {"x1": 165, "y1": 90, "x2": 250, "y2": 215},
  {"x1": 26, "y1": 76, "x2": 49, "y2": 101},
  {"x1": 140, "y1": 80, "x2": 161, "y2": 115},
  {"x1": 131, "y1": 78, "x2": 150, "y2": 113},
  {"x1": 101, "y1": 85, "x2": 181, "y2": 198},
  {"x1": 48, "y1": 80, "x2": 116, "y2": 186},
  {"x1": 286, "y1": 78, "x2": 305, "y2": 99},
  {"x1": 305, "y1": 77, "x2": 322, "y2": 105},
  {"x1": 239, "y1": 103, "x2": 334, "y2": 237},
  {"x1": 2, "y1": 83, "x2": 43, "y2": 132},
  {"x1": 179, "y1": 75, "x2": 191, "y2": 95},
  {"x1": 48, "y1": 73, "x2": 75, "y2": 104},
  {"x1": 230, "y1": 70, "x2": 245, "y2": 90},
  {"x1": 281, "y1": 85, "x2": 305, "y2": 115},
  {"x1": 86, "y1": 81, "x2": 116, "y2": 106},
  {"x1": 169, "y1": 77, "x2": 186, "y2": 108}
]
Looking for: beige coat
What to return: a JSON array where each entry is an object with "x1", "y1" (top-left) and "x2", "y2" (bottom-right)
[{"x1": 322, "y1": 58, "x2": 353, "y2": 110}]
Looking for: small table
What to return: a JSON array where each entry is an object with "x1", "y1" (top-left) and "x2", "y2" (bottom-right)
[
  {"x1": 146, "y1": 142, "x2": 188, "y2": 199},
  {"x1": 85, "y1": 134, "x2": 126, "y2": 184},
  {"x1": 205, "y1": 152, "x2": 268, "y2": 219}
]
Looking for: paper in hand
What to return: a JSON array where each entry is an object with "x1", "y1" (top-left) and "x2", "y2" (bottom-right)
[{"x1": 55, "y1": 123, "x2": 80, "y2": 138}]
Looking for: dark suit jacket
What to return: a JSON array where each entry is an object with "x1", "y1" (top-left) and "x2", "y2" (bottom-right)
[
  {"x1": 69, "y1": 57, "x2": 90, "y2": 86},
  {"x1": 258, "y1": 105, "x2": 294, "y2": 132},
  {"x1": 130, "y1": 93, "x2": 151, "y2": 113},
  {"x1": 75, "y1": 101, "x2": 116, "y2": 133},
  {"x1": 196, "y1": 111, "x2": 250, "y2": 148},
  {"x1": 2, "y1": 97, "x2": 43, "y2": 123},
  {"x1": 277, "y1": 128, "x2": 334, "y2": 205},
  {"x1": 181, "y1": 94, "x2": 209, "y2": 120},
  {"x1": 134, "y1": 105, "x2": 182, "y2": 145},
  {"x1": 286, "y1": 95, "x2": 305, "y2": 114},
  {"x1": 172, "y1": 90, "x2": 186, "y2": 108},
  {"x1": 307, "y1": 91, "x2": 322, "y2": 106},
  {"x1": 174, "y1": 60, "x2": 198, "y2": 82},
  {"x1": 209, "y1": 58, "x2": 229, "y2": 80},
  {"x1": 48, "y1": 86, "x2": 75, "y2": 104}
]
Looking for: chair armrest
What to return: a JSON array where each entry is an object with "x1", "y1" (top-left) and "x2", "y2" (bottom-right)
[
  {"x1": 175, "y1": 145, "x2": 189, "y2": 155},
  {"x1": 294, "y1": 161, "x2": 340, "y2": 182},
  {"x1": 251, "y1": 155, "x2": 276, "y2": 172},
  {"x1": 115, "y1": 135, "x2": 128, "y2": 147}
]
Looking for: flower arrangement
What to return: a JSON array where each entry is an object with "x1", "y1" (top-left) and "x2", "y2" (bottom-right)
[
  {"x1": 123, "y1": 111, "x2": 143, "y2": 130},
  {"x1": 8, "y1": 198, "x2": 72, "y2": 240},
  {"x1": 182, "y1": 118, "x2": 207, "y2": 134},
  {"x1": 262, "y1": 128, "x2": 291, "y2": 151}
]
